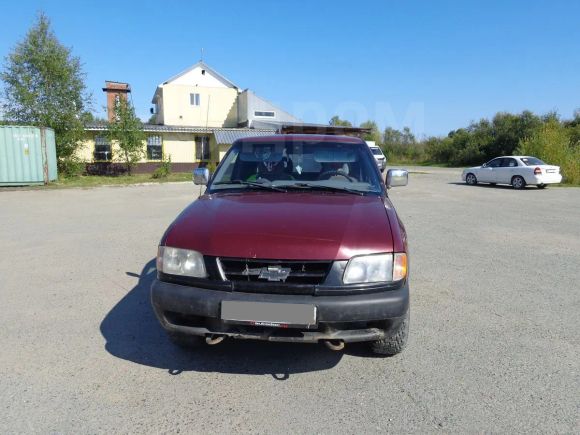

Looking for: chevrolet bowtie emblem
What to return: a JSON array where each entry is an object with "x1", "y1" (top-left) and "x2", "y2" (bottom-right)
[{"x1": 258, "y1": 266, "x2": 291, "y2": 282}]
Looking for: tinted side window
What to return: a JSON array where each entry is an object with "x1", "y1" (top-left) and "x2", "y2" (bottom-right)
[
  {"x1": 501, "y1": 158, "x2": 518, "y2": 167},
  {"x1": 521, "y1": 157, "x2": 545, "y2": 166},
  {"x1": 487, "y1": 158, "x2": 502, "y2": 168}
]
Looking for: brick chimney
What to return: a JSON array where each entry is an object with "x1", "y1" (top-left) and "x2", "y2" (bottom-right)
[{"x1": 102, "y1": 81, "x2": 131, "y2": 121}]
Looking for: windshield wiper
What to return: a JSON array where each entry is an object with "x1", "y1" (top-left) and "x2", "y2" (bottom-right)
[
  {"x1": 213, "y1": 180, "x2": 287, "y2": 192},
  {"x1": 285, "y1": 182, "x2": 366, "y2": 196}
]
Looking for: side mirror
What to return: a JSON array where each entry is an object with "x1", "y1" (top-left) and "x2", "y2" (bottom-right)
[
  {"x1": 193, "y1": 167, "x2": 210, "y2": 185},
  {"x1": 386, "y1": 169, "x2": 408, "y2": 189},
  {"x1": 482, "y1": 163, "x2": 487, "y2": 167}
]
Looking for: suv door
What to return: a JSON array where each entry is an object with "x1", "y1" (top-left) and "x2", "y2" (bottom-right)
[
  {"x1": 496, "y1": 158, "x2": 518, "y2": 184},
  {"x1": 479, "y1": 158, "x2": 502, "y2": 182}
]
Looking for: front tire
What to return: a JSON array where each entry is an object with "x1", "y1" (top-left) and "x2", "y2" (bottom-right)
[
  {"x1": 370, "y1": 309, "x2": 409, "y2": 356},
  {"x1": 465, "y1": 173, "x2": 477, "y2": 185},
  {"x1": 511, "y1": 175, "x2": 526, "y2": 190}
]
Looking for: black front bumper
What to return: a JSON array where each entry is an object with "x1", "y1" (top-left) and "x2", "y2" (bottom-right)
[{"x1": 151, "y1": 279, "x2": 409, "y2": 343}]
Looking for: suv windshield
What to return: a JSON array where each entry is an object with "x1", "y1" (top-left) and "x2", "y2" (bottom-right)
[
  {"x1": 370, "y1": 147, "x2": 383, "y2": 156},
  {"x1": 209, "y1": 140, "x2": 383, "y2": 195}
]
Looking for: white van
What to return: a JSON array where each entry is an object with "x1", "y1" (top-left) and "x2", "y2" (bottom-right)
[{"x1": 366, "y1": 141, "x2": 387, "y2": 173}]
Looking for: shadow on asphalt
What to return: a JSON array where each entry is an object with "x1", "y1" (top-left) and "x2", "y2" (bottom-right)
[{"x1": 100, "y1": 259, "x2": 350, "y2": 379}]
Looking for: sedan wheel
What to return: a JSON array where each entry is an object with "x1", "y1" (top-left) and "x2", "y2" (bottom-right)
[
  {"x1": 466, "y1": 173, "x2": 477, "y2": 185},
  {"x1": 511, "y1": 176, "x2": 526, "y2": 190}
]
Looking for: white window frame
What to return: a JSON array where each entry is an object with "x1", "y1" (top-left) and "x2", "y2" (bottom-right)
[
  {"x1": 147, "y1": 135, "x2": 163, "y2": 160},
  {"x1": 190, "y1": 93, "x2": 201, "y2": 106},
  {"x1": 94, "y1": 135, "x2": 112, "y2": 161}
]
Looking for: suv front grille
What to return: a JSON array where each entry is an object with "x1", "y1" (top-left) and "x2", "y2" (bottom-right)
[{"x1": 218, "y1": 258, "x2": 331, "y2": 285}]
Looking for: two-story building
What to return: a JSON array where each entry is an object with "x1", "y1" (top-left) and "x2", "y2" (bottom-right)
[
  {"x1": 81, "y1": 61, "x2": 368, "y2": 174},
  {"x1": 81, "y1": 62, "x2": 304, "y2": 173}
]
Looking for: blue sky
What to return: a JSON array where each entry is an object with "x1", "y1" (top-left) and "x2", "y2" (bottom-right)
[{"x1": 1, "y1": 0, "x2": 579, "y2": 136}]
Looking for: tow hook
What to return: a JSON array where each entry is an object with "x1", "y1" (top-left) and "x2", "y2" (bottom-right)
[
  {"x1": 205, "y1": 335, "x2": 225, "y2": 345},
  {"x1": 324, "y1": 339, "x2": 345, "y2": 351}
]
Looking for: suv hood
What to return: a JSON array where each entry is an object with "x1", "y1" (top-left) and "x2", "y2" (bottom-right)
[{"x1": 163, "y1": 192, "x2": 394, "y2": 260}]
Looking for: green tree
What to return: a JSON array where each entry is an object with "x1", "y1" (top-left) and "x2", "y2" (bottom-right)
[
  {"x1": 329, "y1": 116, "x2": 352, "y2": 127},
  {"x1": 517, "y1": 119, "x2": 579, "y2": 184},
  {"x1": 401, "y1": 127, "x2": 416, "y2": 145},
  {"x1": 564, "y1": 109, "x2": 580, "y2": 145},
  {"x1": 383, "y1": 127, "x2": 403, "y2": 146},
  {"x1": 80, "y1": 111, "x2": 107, "y2": 125},
  {"x1": 487, "y1": 111, "x2": 542, "y2": 157},
  {"x1": 359, "y1": 120, "x2": 381, "y2": 144},
  {"x1": 0, "y1": 13, "x2": 91, "y2": 175},
  {"x1": 381, "y1": 126, "x2": 425, "y2": 161},
  {"x1": 107, "y1": 100, "x2": 145, "y2": 175}
]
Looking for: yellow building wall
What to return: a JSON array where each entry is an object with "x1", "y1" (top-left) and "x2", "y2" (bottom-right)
[
  {"x1": 76, "y1": 137, "x2": 95, "y2": 161},
  {"x1": 161, "y1": 85, "x2": 239, "y2": 127},
  {"x1": 218, "y1": 144, "x2": 231, "y2": 161},
  {"x1": 77, "y1": 132, "x2": 147, "y2": 163},
  {"x1": 79, "y1": 131, "x2": 224, "y2": 164},
  {"x1": 163, "y1": 133, "x2": 223, "y2": 163},
  {"x1": 162, "y1": 133, "x2": 194, "y2": 163}
]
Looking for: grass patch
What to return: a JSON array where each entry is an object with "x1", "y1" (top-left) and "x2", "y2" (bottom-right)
[{"x1": 48, "y1": 172, "x2": 192, "y2": 189}]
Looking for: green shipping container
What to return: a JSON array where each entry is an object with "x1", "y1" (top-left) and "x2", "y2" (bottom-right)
[{"x1": 0, "y1": 126, "x2": 58, "y2": 186}]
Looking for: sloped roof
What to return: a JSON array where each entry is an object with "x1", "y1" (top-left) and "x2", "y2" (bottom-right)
[
  {"x1": 214, "y1": 129, "x2": 276, "y2": 144},
  {"x1": 162, "y1": 61, "x2": 238, "y2": 88},
  {"x1": 84, "y1": 122, "x2": 275, "y2": 137}
]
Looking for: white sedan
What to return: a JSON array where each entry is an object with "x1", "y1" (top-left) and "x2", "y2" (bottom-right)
[{"x1": 462, "y1": 156, "x2": 562, "y2": 189}]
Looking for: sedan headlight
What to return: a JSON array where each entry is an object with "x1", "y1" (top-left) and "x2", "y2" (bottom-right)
[
  {"x1": 343, "y1": 253, "x2": 407, "y2": 284},
  {"x1": 157, "y1": 246, "x2": 207, "y2": 278}
]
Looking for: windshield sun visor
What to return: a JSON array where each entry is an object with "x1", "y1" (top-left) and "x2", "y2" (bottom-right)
[
  {"x1": 313, "y1": 148, "x2": 357, "y2": 163},
  {"x1": 239, "y1": 143, "x2": 285, "y2": 162}
]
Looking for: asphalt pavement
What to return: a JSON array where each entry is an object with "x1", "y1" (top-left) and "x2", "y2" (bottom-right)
[{"x1": 0, "y1": 167, "x2": 578, "y2": 433}]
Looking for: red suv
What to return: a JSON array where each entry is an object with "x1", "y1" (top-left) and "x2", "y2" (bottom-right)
[{"x1": 151, "y1": 135, "x2": 410, "y2": 355}]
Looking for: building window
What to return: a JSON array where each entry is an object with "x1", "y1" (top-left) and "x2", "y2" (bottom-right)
[
  {"x1": 195, "y1": 136, "x2": 210, "y2": 161},
  {"x1": 94, "y1": 136, "x2": 111, "y2": 161},
  {"x1": 190, "y1": 93, "x2": 200, "y2": 106},
  {"x1": 147, "y1": 135, "x2": 162, "y2": 160},
  {"x1": 254, "y1": 110, "x2": 275, "y2": 117}
]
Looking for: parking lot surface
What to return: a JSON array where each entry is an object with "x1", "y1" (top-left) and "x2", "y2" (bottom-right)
[{"x1": 1, "y1": 168, "x2": 578, "y2": 433}]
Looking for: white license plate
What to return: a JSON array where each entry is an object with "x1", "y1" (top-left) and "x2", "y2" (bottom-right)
[{"x1": 221, "y1": 301, "x2": 317, "y2": 329}]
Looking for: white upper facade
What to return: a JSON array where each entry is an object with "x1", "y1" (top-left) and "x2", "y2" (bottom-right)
[
  {"x1": 151, "y1": 61, "x2": 300, "y2": 129},
  {"x1": 160, "y1": 62, "x2": 238, "y2": 88}
]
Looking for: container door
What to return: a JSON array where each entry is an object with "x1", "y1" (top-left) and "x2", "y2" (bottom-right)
[
  {"x1": 43, "y1": 128, "x2": 58, "y2": 181},
  {"x1": 0, "y1": 126, "x2": 45, "y2": 185}
]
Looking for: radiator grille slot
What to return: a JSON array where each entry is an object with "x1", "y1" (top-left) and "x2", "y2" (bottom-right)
[{"x1": 218, "y1": 258, "x2": 331, "y2": 285}]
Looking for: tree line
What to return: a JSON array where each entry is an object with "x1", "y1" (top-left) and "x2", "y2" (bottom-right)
[
  {"x1": 331, "y1": 111, "x2": 580, "y2": 184},
  {"x1": 2, "y1": 14, "x2": 578, "y2": 183},
  {"x1": 0, "y1": 13, "x2": 146, "y2": 177}
]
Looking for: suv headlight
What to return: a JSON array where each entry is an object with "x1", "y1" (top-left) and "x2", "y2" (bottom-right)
[
  {"x1": 343, "y1": 253, "x2": 407, "y2": 284},
  {"x1": 157, "y1": 246, "x2": 207, "y2": 278}
]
